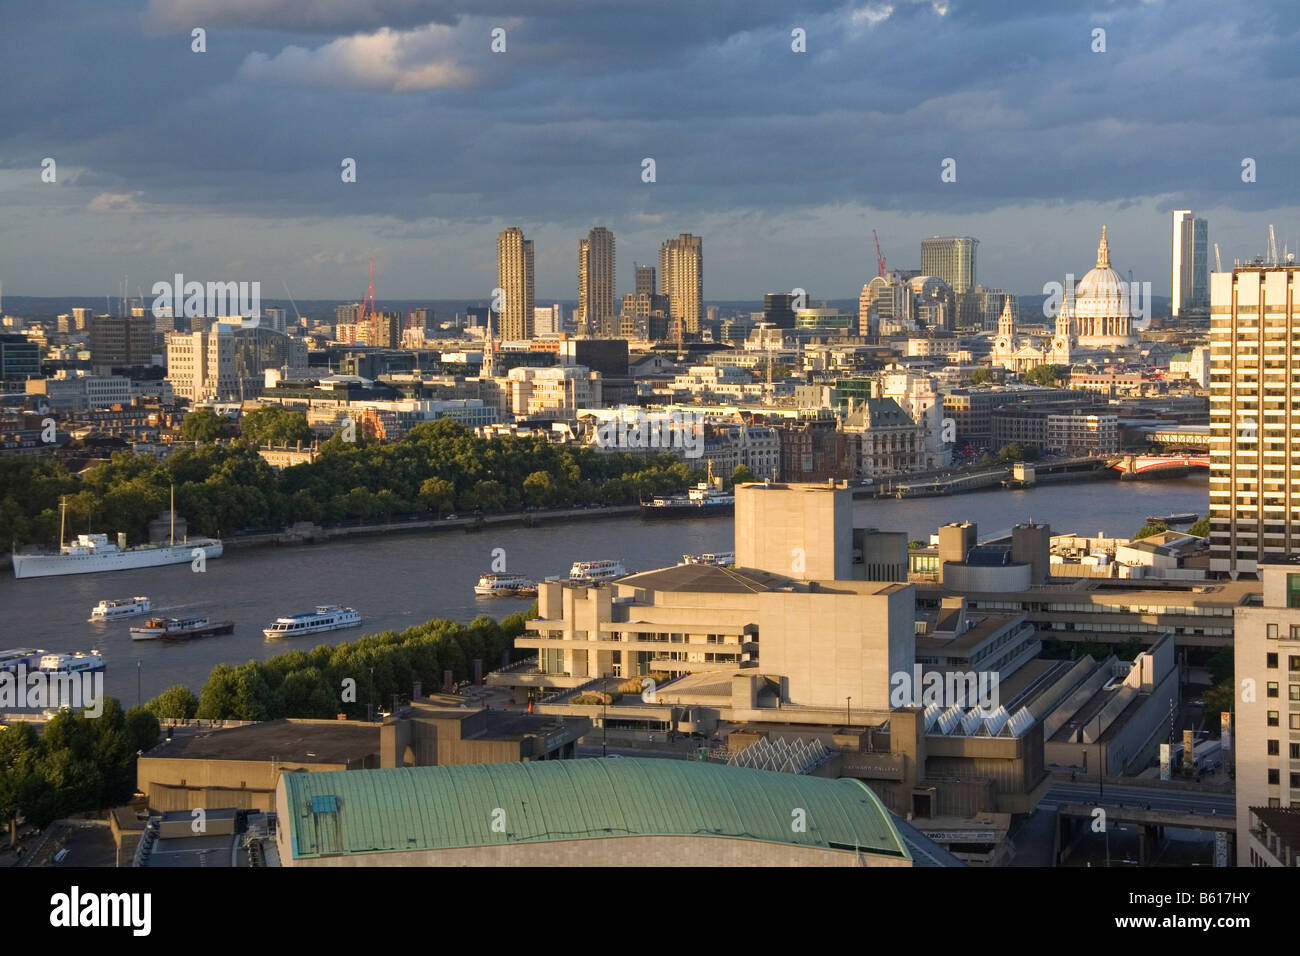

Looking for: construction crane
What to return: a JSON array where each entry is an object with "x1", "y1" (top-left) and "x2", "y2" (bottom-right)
[
  {"x1": 872, "y1": 229, "x2": 887, "y2": 277},
  {"x1": 1214, "y1": 243, "x2": 1222, "y2": 272},
  {"x1": 358, "y1": 258, "x2": 377, "y2": 344},
  {"x1": 282, "y1": 280, "x2": 302, "y2": 327}
]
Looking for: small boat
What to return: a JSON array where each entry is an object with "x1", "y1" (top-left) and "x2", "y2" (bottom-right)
[
  {"x1": 475, "y1": 572, "x2": 534, "y2": 596},
  {"x1": 130, "y1": 616, "x2": 234, "y2": 641},
  {"x1": 263, "y1": 605, "x2": 361, "y2": 638},
  {"x1": 0, "y1": 648, "x2": 45, "y2": 675},
  {"x1": 568, "y1": 560, "x2": 628, "y2": 584},
  {"x1": 682, "y1": 552, "x2": 734, "y2": 566},
  {"x1": 1146, "y1": 512, "x2": 1198, "y2": 526},
  {"x1": 38, "y1": 652, "x2": 104, "y2": 674},
  {"x1": 89, "y1": 596, "x2": 151, "y2": 621}
]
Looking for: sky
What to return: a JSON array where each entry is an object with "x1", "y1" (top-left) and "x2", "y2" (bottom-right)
[{"x1": 2, "y1": 0, "x2": 1299, "y2": 302}]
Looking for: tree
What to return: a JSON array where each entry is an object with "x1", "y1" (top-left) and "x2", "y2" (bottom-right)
[
  {"x1": 180, "y1": 409, "x2": 229, "y2": 443},
  {"x1": 145, "y1": 685, "x2": 199, "y2": 720},
  {"x1": 731, "y1": 464, "x2": 758, "y2": 486},
  {"x1": 1133, "y1": 521, "x2": 1169, "y2": 540},
  {"x1": 997, "y1": 442, "x2": 1040, "y2": 462},
  {"x1": 471, "y1": 479, "x2": 507, "y2": 512},
  {"x1": 969, "y1": 368, "x2": 994, "y2": 386},
  {"x1": 1188, "y1": 516, "x2": 1209, "y2": 538},
  {"x1": 522, "y1": 471, "x2": 557, "y2": 508},
  {"x1": 1022, "y1": 364, "x2": 1062, "y2": 387},
  {"x1": 239, "y1": 406, "x2": 312, "y2": 447}
]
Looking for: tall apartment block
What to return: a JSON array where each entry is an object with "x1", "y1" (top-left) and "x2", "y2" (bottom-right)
[
  {"x1": 659, "y1": 234, "x2": 703, "y2": 336},
  {"x1": 578, "y1": 226, "x2": 616, "y2": 337},
  {"x1": 1209, "y1": 265, "x2": 1300, "y2": 577},
  {"x1": 1233, "y1": 561, "x2": 1300, "y2": 865},
  {"x1": 1172, "y1": 210, "x2": 1210, "y2": 317},
  {"x1": 920, "y1": 236, "x2": 978, "y2": 294},
  {"x1": 497, "y1": 227, "x2": 535, "y2": 341}
]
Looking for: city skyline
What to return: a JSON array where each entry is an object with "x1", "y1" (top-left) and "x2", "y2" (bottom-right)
[{"x1": 2, "y1": 1, "x2": 1299, "y2": 300}]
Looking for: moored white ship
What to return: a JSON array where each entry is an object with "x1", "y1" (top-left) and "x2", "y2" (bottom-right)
[
  {"x1": 0, "y1": 648, "x2": 45, "y2": 675},
  {"x1": 568, "y1": 559, "x2": 628, "y2": 584},
  {"x1": 89, "y1": 597, "x2": 151, "y2": 621},
  {"x1": 263, "y1": 605, "x2": 361, "y2": 638},
  {"x1": 12, "y1": 493, "x2": 221, "y2": 579}
]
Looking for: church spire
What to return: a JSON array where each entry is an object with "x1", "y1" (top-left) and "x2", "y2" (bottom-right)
[
  {"x1": 482, "y1": 310, "x2": 496, "y2": 377},
  {"x1": 1096, "y1": 225, "x2": 1110, "y2": 269}
]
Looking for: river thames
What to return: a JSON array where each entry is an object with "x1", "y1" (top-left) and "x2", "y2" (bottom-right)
[{"x1": 1, "y1": 476, "x2": 1208, "y2": 707}]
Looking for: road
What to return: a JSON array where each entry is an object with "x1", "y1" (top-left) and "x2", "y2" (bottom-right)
[{"x1": 1040, "y1": 782, "x2": 1234, "y2": 817}]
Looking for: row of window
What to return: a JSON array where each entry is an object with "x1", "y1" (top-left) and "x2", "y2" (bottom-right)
[
  {"x1": 1265, "y1": 740, "x2": 1300, "y2": 758},
  {"x1": 1264, "y1": 712, "x2": 1300, "y2": 728},
  {"x1": 1265, "y1": 769, "x2": 1300, "y2": 788}
]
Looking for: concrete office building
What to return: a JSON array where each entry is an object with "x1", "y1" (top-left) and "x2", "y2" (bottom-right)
[
  {"x1": 276, "y1": 758, "x2": 913, "y2": 867},
  {"x1": 90, "y1": 313, "x2": 154, "y2": 371},
  {"x1": 660, "y1": 233, "x2": 703, "y2": 336},
  {"x1": 497, "y1": 227, "x2": 536, "y2": 341},
  {"x1": 1172, "y1": 210, "x2": 1210, "y2": 318},
  {"x1": 921, "y1": 237, "x2": 978, "y2": 294},
  {"x1": 634, "y1": 262, "x2": 656, "y2": 298},
  {"x1": 1234, "y1": 560, "x2": 1300, "y2": 865},
  {"x1": 137, "y1": 703, "x2": 590, "y2": 813},
  {"x1": 165, "y1": 322, "x2": 305, "y2": 402},
  {"x1": 578, "y1": 226, "x2": 616, "y2": 337},
  {"x1": 1209, "y1": 264, "x2": 1300, "y2": 576}
]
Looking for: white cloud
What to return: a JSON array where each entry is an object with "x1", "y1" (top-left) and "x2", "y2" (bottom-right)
[
  {"x1": 88, "y1": 192, "x2": 144, "y2": 213},
  {"x1": 851, "y1": 4, "x2": 894, "y2": 28},
  {"x1": 238, "y1": 23, "x2": 481, "y2": 92}
]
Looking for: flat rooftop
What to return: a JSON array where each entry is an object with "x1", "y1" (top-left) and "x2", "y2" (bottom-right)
[
  {"x1": 411, "y1": 704, "x2": 584, "y2": 740},
  {"x1": 145, "y1": 719, "x2": 380, "y2": 764}
]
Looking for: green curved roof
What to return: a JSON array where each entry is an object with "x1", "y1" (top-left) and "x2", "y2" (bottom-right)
[{"x1": 281, "y1": 758, "x2": 909, "y2": 861}]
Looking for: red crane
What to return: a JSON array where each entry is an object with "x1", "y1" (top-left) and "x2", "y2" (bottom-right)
[{"x1": 873, "y1": 230, "x2": 887, "y2": 277}]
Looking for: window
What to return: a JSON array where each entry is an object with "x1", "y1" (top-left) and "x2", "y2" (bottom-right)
[
  {"x1": 1291, "y1": 743, "x2": 1300, "y2": 759},
  {"x1": 1269, "y1": 623, "x2": 1280, "y2": 639},
  {"x1": 1293, "y1": 714, "x2": 1300, "y2": 730},
  {"x1": 1291, "y1": 656, "x2": 1300, "y2": 671},
  {"x1": 1270, "y1": 769, "x2": 1280, "y2": 785},
  {"x1": 1269, "y1": 711, "x2": 1280, "y2": 726},
  {"x1": 1293, "y1": 773, "x2": 1300, "y2": 789},
  {"x1": 1269, "y1": 739, "x2": 1280, "y2": 755},
  {"x1": 1292, "y1": 685, "x2": 1300, "y2": 701},
  {"x1": 1288, "y1": 574, "x2": 1300, "y2": 608},
  {"x1": 1269, "y1": 682, "x2": 1280, "y2": 697},
  {"x1": 1269, "y1": 653, "x2": 1280, "y2": 669}
]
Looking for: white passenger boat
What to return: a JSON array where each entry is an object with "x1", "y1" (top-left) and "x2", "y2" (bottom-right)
[
  {"x1": 568, "y1": 560, "x2": 628, "y2": 584},
  {"x1": 38, "y1": 652, "x2": 105, "y2": 674},
  {"x1": 89, "y1": 597, "x2": 151, "y2": 621},
  {"x1": 263, "y1": 606, "x2": 361, "y2": 638},
  {"x1": 475, "y1": 573, "x2": 535, "y2": 596}
]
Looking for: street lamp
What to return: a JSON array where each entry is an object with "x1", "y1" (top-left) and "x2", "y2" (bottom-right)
[{"x1": 602, "y1": 672, "x2": 608, "y2": 757}]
